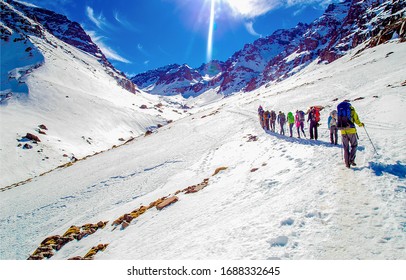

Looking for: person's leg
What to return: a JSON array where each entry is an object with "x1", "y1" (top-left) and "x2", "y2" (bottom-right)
[
  {"x1": 334, "y1": 127, "x2": 338, "y2": 145},
  {"x1": 330, "y1": 128, "x2": 334, "y2": 144},
  {"x1": 314, "y1": 123, "x2": 318, "y2": 140},
  {"x1": 309, "y1": 122, "x2": 314, "y2": 139},
  {"x1": 301, "y1": 122, "x2": 306, "y2": 137},
  {"x1": 342, "y1": 134, "x2": 350, "y2": 168},
  {"x1": 349, "y1": 133, "x2": 358, "y2": 165}
]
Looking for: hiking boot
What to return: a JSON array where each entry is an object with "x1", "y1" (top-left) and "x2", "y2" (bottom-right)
[{"x1": 350, "y1": 161, "x2": 357, "y2": 166}]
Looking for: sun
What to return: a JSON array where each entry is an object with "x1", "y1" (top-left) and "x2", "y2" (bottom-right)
[
  {"x1": 206, "y1": 0, "x2": 245, "y2": 62},
  {"x1": 206, "y1": 0, "x2": 216, "y2": 62}
]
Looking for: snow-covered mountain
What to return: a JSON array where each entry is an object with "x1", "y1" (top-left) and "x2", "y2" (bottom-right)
[
  {"x1": 1, "y1": 39, "x2": 405, "y2": 261},
  {"x1": 1, "y1": 0, "x2": 137, "y2": 93},
  {"x1": 0, "y1": 0, "x2": 405, "y2": 264},
  {"x1": 0, "y1": 0, "x2": 190, "y2": 188},
  {"x1": 131, "y1": 0, "x2": 405, "y2": 97}
]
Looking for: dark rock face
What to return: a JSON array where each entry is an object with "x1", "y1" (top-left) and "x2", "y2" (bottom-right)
[{"x1": 1, "y1": 1, "x2": 138, "y2": 94}]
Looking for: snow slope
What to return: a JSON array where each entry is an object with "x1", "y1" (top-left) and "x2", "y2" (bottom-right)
[
  {"x1": 0, "y1": 40, "x2": 405, "y2": 261},
  {"x1": 0, "y1": 27, "x2": 189, "y2": 188}
]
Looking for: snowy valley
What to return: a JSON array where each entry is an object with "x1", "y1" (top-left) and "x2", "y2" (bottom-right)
[{"x1": 0, "y1": 0, "x2": 405, "y2": 263}]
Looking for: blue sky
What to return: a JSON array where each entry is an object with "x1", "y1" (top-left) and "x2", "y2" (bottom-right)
[{"x1": 19, "y1": 0, "x2": 336, "y2": 76}]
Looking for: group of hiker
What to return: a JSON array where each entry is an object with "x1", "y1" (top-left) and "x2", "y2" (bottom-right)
[
  {"x1": 257, "y1": 106, "x2": 317, "y2": 139},
  {"x1": 258, "y1": 101, "x2": 364, "y2": 169}
]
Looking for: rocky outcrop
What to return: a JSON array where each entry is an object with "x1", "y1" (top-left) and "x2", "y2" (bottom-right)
[
  {"x1": 0, "y1": 0, "x2": 138, "y2": 94},
  {"x1": 131, "y1": 0, "x2": 405, "y2": 96}
]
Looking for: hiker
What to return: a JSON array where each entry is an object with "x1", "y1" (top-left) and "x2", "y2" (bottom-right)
[
  {"x1": 277, "y1": 111, "x2": 286, "y2": 135},
  {"x1": 307, "y1": 106, "x2": 320, "y2": 140},
  {"x1": 328, "y1": 110, "x2": 338, "y2": 145},
  {"x1": 264, "y1": 110, "x2": 270, "y2": 131},
  {"x1": 270, "y1": 110, "x2": 277, "y2": 132},
  {"x1": 295, "y1": 110, "x2": 306, "y2": 138},
  {"x1": 258, "y1": 105, "x2": 264, "y2": 128},
  {"x1": 336, "y1": 101, "x2": 364, "y2": 168},
  {"x1": 287, "y1": 112, "x2": 295, "y2": 137}
]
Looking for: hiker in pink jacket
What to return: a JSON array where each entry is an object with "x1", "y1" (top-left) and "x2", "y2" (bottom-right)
[{"x1": 295, "y1": 110, "x2": 306, "y2": 138}]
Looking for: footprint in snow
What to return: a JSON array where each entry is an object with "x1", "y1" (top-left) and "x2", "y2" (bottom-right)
[
  {"x1": 268, "y1": 236, "x2": 289, "y2": 247},
  {"x1": 275, "y1": 169, "x2": 290, "y2": 176},
  {"x1": 261, "y1": 179, "x2": 279, "y2": 190},
  {"x1": 280, "y1": 218, "x2": 294, "y2": 226}
]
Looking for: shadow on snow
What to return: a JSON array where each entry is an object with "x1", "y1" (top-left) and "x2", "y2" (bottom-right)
[
  {"x1": 265, "y1": 130, "x2": 365, "y2": 150},
  {"x1": 368, "y1": 161, "x2": 406, "y2": 179}
]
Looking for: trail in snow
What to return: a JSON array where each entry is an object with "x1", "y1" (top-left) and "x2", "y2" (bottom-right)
[{"x1": 1, "y1": 41, "x2": 405, "y2": 260}]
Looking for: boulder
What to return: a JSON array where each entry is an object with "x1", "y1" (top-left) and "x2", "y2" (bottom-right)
[
  {"x1": 156, "y1": 196, "x2": 178, "y2": 210},
  {"x1": 25, "y1": 133, "x2": 41, "y2": 142},
  {"x1": 38, "y1": 124, "x2": 48, "y2": 130},
  {"x1": 23, "y1": 143, "x2": 33, "y2": 149}
]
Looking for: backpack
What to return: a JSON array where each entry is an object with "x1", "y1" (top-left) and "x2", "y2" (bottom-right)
[
  {"x1": 329, "y1": 110, "x2": 337, "y2": 127},
  {"x1": 279, "y1": 113, "x2": 286, "y2": 124},
  {"x1": 270, "y1": 110, "x2": 276, "y2": 121},
  {"x1": 312, "y1": 108, "x2": 320, "y2": 122},
  {"x1": 298, "y1": 110, "x2": 305, "y2": 122},
  {"x1": 336, "y1": 102, "x2": 353, "y2": 129}
]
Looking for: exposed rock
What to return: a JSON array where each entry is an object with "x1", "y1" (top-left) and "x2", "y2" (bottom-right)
[
  {"x1": 22, "y1": 143, "x2": 33, "y2": 149},
  {"x1": 184, "y1": 179, "x2": 210, "y2": 194},
  {"x1": 156, "y1": 196, "x2": 179, "y2": 210},
  {"x1": 83, "y1": 244, "x2": 108, "y2": 259},
  {"x1": 2, "y1": 1, "x2": 138, "y2": 94},
  {"x1": 130, "y1": 0, "x2": 405, "y2": 96},
  {"x1": 25, "y1": 133, "x2": 41, "y2": 142},
  {"x1": 212, "y1": 167, "x2": 228, "y2": 176}
]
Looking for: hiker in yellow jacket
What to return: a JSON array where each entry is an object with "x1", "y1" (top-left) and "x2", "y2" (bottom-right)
[{"x1": 337, "y1": 101, "x2": 364, "y2": 168}]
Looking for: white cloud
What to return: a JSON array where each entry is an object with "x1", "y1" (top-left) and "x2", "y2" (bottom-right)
[
  {"x1": 224, "y1": 0, "x2": 281, "y2": 18},
  {"x1": 86, "y1": 6, "x2": 108, "y2": 30},
  {"x1": 114, "y1": 11, "x2": 138, "y2": 31},
  {"x1": 245, "y1": 21, "x2": 262, "y2": 37},
  {"x1": 86, "y1": 30, "x2": 131, "y2": 64}
]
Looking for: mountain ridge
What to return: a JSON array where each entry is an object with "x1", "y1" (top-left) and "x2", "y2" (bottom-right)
[
  {"x1": 131, "y1": 0, "x2": 405, "y2": 97},
  {"x1": 1, "y1": 0, "x2": 138, "y2": 94}
]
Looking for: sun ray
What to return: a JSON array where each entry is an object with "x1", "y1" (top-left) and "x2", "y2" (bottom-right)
[{"x1": 206, "y1": 0, "x2": 216, "y2": 62}]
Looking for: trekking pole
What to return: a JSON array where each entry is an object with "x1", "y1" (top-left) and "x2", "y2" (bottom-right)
[{"x1": 363, "y1": 125, "x2": 379, "y2": 155}]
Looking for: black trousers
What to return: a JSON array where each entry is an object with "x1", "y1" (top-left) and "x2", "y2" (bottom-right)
[{"x1": 309, "y1": 121, "x2": 318, "y2": 140}]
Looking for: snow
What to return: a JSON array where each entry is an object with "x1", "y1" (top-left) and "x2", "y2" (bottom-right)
[
  {"x1": 0, "y1": 33, "x2": 405, "y2": 267},
  {"x1": 0, "y1": 30, "x2": 188, "y2": 188}
]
